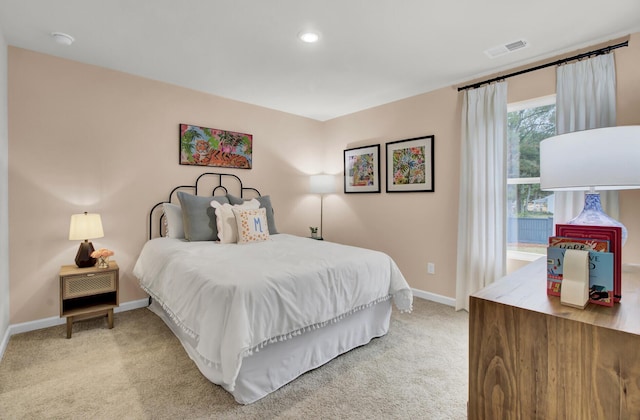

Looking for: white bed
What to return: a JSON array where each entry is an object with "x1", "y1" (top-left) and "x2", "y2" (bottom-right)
[{"x1": 134, "y1": 173, "x2": 412, "y2": 404}]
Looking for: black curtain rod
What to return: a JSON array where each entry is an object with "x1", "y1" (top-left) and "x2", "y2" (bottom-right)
[{"x1": 457, "y1": 40, "x2": 629, "y2": 92}]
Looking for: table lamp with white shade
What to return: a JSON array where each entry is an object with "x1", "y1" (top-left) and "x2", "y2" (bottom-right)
[
  {"x1": 540, "y1": 125, "x2": 640, "y2": 307},
  {"x1": 69, "y1": 212, "x2": 104, "y2": 268}
]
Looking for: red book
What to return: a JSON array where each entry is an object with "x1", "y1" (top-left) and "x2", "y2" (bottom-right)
[
  {"x1": 555, "y1": 224, "x2": 622, "y2": 303},
  {"x1": 548, "y1": 236, "x2": 609, "y2": 252}
]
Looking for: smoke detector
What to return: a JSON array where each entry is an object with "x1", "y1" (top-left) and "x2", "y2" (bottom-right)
[
  {"x1": 51, "y1": 32, "x2": 75, "y2": 46},
  {"x1": 484, "y1": 39, "x2": 528, "y2": 59}
]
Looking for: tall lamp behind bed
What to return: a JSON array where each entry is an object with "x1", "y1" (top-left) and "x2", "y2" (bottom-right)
[{"x1": 309, "y1": 174, "x2": 335, "y2": 240}]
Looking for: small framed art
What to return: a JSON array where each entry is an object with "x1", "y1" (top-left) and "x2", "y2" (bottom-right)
[
  {"x1": 179, "y1": 123, "x2": 253, "y2": 169},
  {"x1": 344, "y1": 145, "x2": 381, "y2": 193},
  {"x1": 386, "y1": 135, "x2": 434, "y2": 192}
]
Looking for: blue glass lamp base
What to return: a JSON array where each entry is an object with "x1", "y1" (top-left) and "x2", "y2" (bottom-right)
[{"x1": 567, "y1": 193, "x2": 627, "y2": 245}]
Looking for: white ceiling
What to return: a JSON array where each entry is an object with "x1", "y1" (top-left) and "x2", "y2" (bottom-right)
[{"x1": 1, "y1": 0, "x2": 639, "y2": 121}]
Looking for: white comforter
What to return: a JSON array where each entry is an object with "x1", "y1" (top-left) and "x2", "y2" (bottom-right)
[{"x1": 133, "y1": 234, "x2": 412, "y2": 390}]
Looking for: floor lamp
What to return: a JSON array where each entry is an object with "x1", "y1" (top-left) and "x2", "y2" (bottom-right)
[{"x1": 310, "y1": 174, "x2": 336, "y2": 240}]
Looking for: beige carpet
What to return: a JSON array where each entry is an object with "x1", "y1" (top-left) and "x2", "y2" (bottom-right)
[{"x1": 0, "y1": 298, "x2": 468, "y2": 419}]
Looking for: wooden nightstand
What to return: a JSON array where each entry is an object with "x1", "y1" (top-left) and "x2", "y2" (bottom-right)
[{"x1": 59, "y1": 261, "x2": 119, "y2": 339}]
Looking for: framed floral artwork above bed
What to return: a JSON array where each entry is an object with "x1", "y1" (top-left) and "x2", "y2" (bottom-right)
[
  {"x1": 343, "y1": 144, "x2": 380, "y2": 193},
  {"x1": 179, "y1": 124, "x2": 253, "y2": 169},
  {"x1": 385, "y1": 135, "x2": 434, "y2": 192}
]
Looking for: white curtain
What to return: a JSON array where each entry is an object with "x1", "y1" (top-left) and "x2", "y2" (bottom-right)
[
  {"x1": 554, "y1": 53, "x2": 618, "y2": 224},
  {"x1": 455, "y1": 82, "x2": 508, "y2": 311}
]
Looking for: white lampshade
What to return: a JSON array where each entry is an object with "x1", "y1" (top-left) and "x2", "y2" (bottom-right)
[
  {"x1": 310, "y1": 174, "x2": 336, "y2": 194},
  {"x1": 540, "y1": 126, "x2": 640, "y2": 191},
  {"x1": 69, "y1": 212, "x2": 104, "y2": 241}
]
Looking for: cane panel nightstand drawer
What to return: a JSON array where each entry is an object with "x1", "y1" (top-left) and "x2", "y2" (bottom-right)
[{"x1": 62, "y1": 271, "x2": 117, "y2": 299}]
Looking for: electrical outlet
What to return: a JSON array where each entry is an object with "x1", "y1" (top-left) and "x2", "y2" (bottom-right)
[{"x1": 427, "y1": 262, "x2": 435, "y2": 275}]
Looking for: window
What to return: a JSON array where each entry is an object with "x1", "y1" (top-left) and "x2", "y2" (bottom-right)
[{"x1": 507, "y1": 95, "x2": 556, "y2": 256}]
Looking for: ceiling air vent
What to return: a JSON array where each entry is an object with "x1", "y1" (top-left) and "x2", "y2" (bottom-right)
[{"x1": 484, "y1": 39, "x2": 529, "y2": 59}]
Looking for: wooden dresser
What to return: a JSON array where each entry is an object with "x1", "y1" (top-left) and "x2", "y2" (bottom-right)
[{"x1": 469, "y1": 258, "x2": 640, "y2": 419}]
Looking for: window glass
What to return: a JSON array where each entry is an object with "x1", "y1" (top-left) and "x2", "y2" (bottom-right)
[{"x1": 507, "y1": 95, "x2": 556, "y2": 255}]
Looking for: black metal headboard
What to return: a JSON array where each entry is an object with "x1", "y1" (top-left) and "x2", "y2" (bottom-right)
[{"x1": 148, "y1": 172, "x2": 261, "y2": 240}]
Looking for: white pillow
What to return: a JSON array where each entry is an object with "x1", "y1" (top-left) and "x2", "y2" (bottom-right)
[
  {"x1": 232, "y1": 207, "x2": 270, "y2": 244},
  {"x1": 163, "y1": 203, "x2": 184, "y2": 239},
  {"x1": 210, "y1": 199, "x2": 259, "y2": 243}
]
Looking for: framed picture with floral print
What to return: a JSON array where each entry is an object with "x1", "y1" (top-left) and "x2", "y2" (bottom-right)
[
  {"x1": 343, "y1": 144, "x2": 381, "y2": 193},
  {"x1": 385, "y1": 135, "x2": 434, "y2": 192}
]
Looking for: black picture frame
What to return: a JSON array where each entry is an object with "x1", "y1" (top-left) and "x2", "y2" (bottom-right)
[
  {"x1": 343, "y1": 144, "x2": 381, "y2": 193},
  {"x1": 385, "y1": 135, "x2": 434, "y2": 192}
]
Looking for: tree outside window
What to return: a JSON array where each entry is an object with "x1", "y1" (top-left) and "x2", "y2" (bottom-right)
[{"x1": 507, "y1": 96, "x2": 556, "y2": 255}]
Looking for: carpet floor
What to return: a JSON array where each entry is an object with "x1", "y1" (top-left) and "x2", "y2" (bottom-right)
[{"x1": 0, "y1": 298, "x2": 468, "y2": 419}]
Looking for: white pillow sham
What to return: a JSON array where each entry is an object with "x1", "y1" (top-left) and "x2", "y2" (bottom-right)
[
  {"x1": 210, "y1": 199, "x2": 260, "y2": 243},
  {"x1": 163, "y1": 203, "x2": 185, "y2": 239}
]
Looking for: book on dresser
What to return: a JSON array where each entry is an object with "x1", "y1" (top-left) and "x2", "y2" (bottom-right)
[
  {"x1": 546, "y1": 224, "x2": 621, "y2": 306},
  {"x1": 555, "y1": 224, "x2": 622, "y2": 303},
  {"x1": 548, "y1": 235, "x2": 609, "y2": 252},
  {"x1": 546, "y1": 246, "x2": 614, "y2": 306}
]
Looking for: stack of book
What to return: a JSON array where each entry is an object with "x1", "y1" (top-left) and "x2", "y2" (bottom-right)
[{"x1": 546, "y1": 224, "x2": 622, "y2": 307}]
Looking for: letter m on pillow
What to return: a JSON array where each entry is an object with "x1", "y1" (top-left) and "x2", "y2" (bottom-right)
[
  {"x1": 233, "y1": 207, "x2": 270, "y2": 243},
  {"x1": 253, "y1": 216, "x2": 265, "y2": 233}
]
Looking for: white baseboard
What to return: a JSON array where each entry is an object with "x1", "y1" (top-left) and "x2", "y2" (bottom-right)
[
  {"x1": 0, "y1": 326, "x2": 9, "y2": 365},
  {"x1": 9, "y1": 315, "x2": 65, "y2": 335},
  {"x1": 0, "y1": 298, "x2": 149, "y2": 361},
  {"x1": 412, "y1": 288, "x2": 455, "y2": 307},
  {"x1": 115, "y1": 298, "x2": 150, "y2": 313}
]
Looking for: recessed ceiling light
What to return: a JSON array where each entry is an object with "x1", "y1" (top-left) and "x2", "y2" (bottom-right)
[
  {"x1": 298, "y1": 31, "x2": 319, "y2": 43},
  {"x1": 51, "y1": 32, "x2": 75, "y2": 46}
]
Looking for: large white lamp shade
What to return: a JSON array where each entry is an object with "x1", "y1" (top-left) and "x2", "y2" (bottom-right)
[
  {"x1": 540, "y1": 125, "x2": 640, "y2": 245},
  {"x1": 310, "y1": 174, "x2": 336, "y2": 194},
  {"x1": 540, "y1": 126, "x2": 640, "y2": 191}
]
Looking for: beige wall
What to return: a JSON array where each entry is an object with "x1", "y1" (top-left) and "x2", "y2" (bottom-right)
[
  {"x1": 7, "y1": 33, "x2": 640, "y2": 325},
  {"x1": 0, "y1": 23, "x2": 9, "y2": 339},
  {"x1": 8, "y1": 48, "x2": 324, "y2": 324},
  {"x1": 322, "y1": 88, "x2": 462, "y2": 298}
]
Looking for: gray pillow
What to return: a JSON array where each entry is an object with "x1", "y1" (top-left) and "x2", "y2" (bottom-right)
[
  {"x1": 227, "y1": 194, "x2": 279, "y2": 234},
  {"x1": 177, "y1": 192, "x2": 229, "y2": 241}
]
